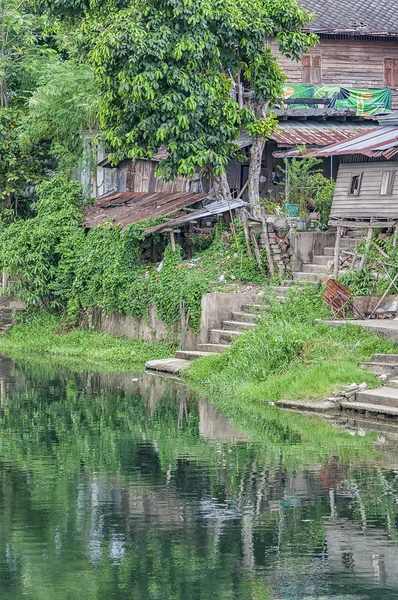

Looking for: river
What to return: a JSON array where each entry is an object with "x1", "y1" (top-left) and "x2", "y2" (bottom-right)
[{"x1": 0, "y1": 355, "x2": 397, "y2": 599}]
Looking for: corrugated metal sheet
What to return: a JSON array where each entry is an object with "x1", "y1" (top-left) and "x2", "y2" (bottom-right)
[
  {"x1": 145, "y1": 199, "x2": 246, "y2": 234},
  {"x1": 271, "y1": 121, "x2": 377, "y2": 148},
  {"x1": 305, "y1": 126, "x2": 398, "y2": 158},
  {"x1": 85, "y1": 191, "x2": 207, "y2": 229}
]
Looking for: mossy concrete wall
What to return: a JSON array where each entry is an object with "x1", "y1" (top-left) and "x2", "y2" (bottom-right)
[
  {"x1": 289, "y1": 231, "x2": 337, "y2": 272},
  {"x1": 92, "y1": 291, "x2": 261, "y2": 350}
]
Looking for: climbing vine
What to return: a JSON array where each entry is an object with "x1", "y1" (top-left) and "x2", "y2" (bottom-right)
[{"x1": 1, "y1": 176, "x2": 267, "y2": 332}]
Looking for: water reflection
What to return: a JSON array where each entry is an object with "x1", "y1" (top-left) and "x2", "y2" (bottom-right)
[{"x1": 0, "y1": 356, "x2": 397, "y2": 598}]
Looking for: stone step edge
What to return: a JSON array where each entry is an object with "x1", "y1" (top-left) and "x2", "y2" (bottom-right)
[{"x1": 340, "y1": 401, "x2": 398, "y2": 417}]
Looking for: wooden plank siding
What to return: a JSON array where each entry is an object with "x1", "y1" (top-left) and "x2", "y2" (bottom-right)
[
  {"x1": 271, "y1": 39, "x2": 398, "y2": 109},
  {"x1": 330, "y1": 162, "x2": 398, "y2": 219}
]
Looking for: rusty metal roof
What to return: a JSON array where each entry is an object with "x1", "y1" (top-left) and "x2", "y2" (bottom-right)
[
  {"x1": 85, "y1": 191, "x2": 208, "y2": 229},
  {"x1": 304, "y1": 126, "x2": 398, "y2": 159},
  {"x1": 272, "y1": 121, "x2": 377, "y2": 148},
  {"x1": 145, "y1": 199, "x2": 246, "y2": 234},
  {"x1": 299, "y1": 0, "x2": 398, "y2": 35}
]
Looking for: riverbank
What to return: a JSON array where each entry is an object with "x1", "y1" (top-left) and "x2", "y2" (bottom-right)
[
  {"x1": 0, "y1": 312, "x2": 175, "y2": 370},
  {"x1": 185, "y1": 285, "x2": 398, "y2": 407}
]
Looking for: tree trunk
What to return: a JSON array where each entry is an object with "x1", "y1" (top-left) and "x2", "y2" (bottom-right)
[
  {"x1": 209, "y1": 172, "x2": 232, "y2": 200},
  {"x1": 248, "y1": 135, "x2": 266, "y2": 210}
]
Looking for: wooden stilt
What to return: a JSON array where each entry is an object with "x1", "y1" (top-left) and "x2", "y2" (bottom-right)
[
  {"x1": 333, "y1": 227, "x2": 342, "y2": 280},
  {"x1": 393, "y1": 225, "x2": 398, "y2": 248},
  {"x1": 170, "y1": 230, "x2": 176, "y2": 252},
  {"x1": 250, "y1": 230, "x2": 265, "y2": 275},
  {"x1": 260, "y1": 208, "x2": 275, "y2": 279},
  {"x1": 359, "y1": 227, "x2": 373, "y2": 271},
  {"x1": 2, "y1": 268, "x2": 8, "y2": 291},
  {"x1": 242, "y1": 212, "x2": 253, "y2": 260}
]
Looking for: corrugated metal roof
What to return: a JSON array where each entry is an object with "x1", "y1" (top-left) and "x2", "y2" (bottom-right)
[
  {"x1": 85, "y1": 191, "x2": 207, "y2": 229},
  {"x1": 299, "y1": 0, "x2": 398, "y2": 35},
  {"x1": 145, "y1": 199, "x2": 246, "y2": 234},
  {"x1": 304, "y1": 126, "x2": 398, "y2": 158},
  {"x1": 272, "y1": 121, "x2": 377, "y2": 147}
]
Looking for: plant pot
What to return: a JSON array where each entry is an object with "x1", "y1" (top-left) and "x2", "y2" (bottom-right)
[{"x1": 284, "y1": 203, "x2": 299, "y2": 217}]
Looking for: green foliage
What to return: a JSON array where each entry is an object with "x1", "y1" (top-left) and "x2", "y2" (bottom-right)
[
  {"x1": 187, "y1": 282, "x2": 398, "y2": 402},
  {"x1": 21, "y1": 60, "x2": 99, "y2": 171},
  {"x1": 1, "y1": 178, "x2": 265, "y2": 331},
  {"x1": 43, "y1": 0, "x2": 316, "y2": 180},
  {"x1": 283, "y1": 150, "x2": 333, "y2": 218},
  {"x1": 0, "y1": 311, "x2": 175, "y2": 367},
  {"x1": 340, "y1": 234, "x2": 398, "y2": 297}
]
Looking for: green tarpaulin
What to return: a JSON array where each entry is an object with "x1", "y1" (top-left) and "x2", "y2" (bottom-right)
[{"x1": 282, "y1": 84, "x2": 391, "y2": 115}]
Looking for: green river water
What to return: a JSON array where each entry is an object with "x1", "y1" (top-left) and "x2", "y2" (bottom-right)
[{"x1": 0, "y1": 355, "x2": 397, "y2": 599}]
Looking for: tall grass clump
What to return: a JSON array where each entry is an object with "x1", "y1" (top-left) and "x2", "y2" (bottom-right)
[{"x1": 187, "y1": 283, "x2": 398, "y2": 403}]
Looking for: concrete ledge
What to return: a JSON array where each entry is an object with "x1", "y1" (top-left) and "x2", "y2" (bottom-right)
[
  {"x1": 145, "y1": 358, "x2": 191, "y2": 375},
  {"x1": 277, "y1": 399, "x2": 336, "y2": 412}
]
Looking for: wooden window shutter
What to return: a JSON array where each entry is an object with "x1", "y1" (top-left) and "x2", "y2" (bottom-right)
[
  {"x1": 385, "y1": 58, "x2": 393, "y2": 86},
  {"x1": 302, "y1": 55, "x2": 312, "y2": 83},
  {"x1": 312, "y1": 56, "x2": 322, "y2": 85},
  {"x1": 394, "y1": 59, "x2": 398, "y2": 87}
]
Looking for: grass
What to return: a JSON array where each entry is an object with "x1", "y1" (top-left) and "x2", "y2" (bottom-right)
[
  {"x1": 186, "y1": 283, "x2": 398, "y2": 405},
  {"x1": 0, "y1": 312, "x2": 175, "y2": 370}
]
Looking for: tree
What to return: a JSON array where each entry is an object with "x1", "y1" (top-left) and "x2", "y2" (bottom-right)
[{"x1": 42, "y1": 0, "x2": 316, "y2": 202}]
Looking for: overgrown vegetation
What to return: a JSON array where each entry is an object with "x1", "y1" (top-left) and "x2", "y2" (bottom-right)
[
  {"x1": 1, "y1": 176, "x2": 265, "y2": 332},
  {"x1": 0, "y1": 312, "x2": 175, "y2": 368},
  {"x1": 186, "y1": 283, "x2": 398, "y2": 403},
  {"x1": 340, "y1": 234, "x2": 398, "y2": 297}
]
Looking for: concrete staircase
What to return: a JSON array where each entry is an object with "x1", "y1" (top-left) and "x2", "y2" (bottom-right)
[
  {"x1": 292, "y1": 236, "x2": 360, "y2": 283},
  {"x1": 176, "y1": 302, "x2": 260, "y2": 361},
  {"x1": 341, "y1": 354, "x2": 398, "y2": 418}
]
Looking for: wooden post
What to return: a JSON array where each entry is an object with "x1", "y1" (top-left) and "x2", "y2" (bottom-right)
[
  {"x1": 333, "y1": 226, "x2": 342, "y2": 279},
  {"x1": 250, "y1": 230, "x2": 265, "y2": 275},
  {"x1": 359, "y1": 227, "x2": 373, "y2": 271},
  {"x1": 170, "y1": 230, "x2": 176, "y2": 252},
  {"x1": 393, "y1": 225, "x2": 398, "y2": 248},
  {"x1": 242, "y1": 212, "x2": 253, "y2": 260},
  {"x1": 259, "y1": 208, "x2": 275, "y2": 279},
  {"x1": 2, "y1": 268, "x2": 8, "y2": 292}
]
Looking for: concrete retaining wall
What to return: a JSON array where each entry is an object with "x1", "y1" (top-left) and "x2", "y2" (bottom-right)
[
  {"x1": 289, "y1": 230, "x2": 336, "y2": 272},
  {"x1": 92, "y1": 291, "x2": 261, "y2": 350}
]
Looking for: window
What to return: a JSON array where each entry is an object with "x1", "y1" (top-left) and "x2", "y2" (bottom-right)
[
  {"x1": 380, "y1": 171, "x2": 396, "y2": 195},
  {"x1": 349, "y1": 174, "x2": 363, "y2": 196},
  {"x1": 384, "y1": 58, "x2": 398, "y2": 87},
  {"x1": 302, "y1": 55, "x2": 322, "y2": 85}
]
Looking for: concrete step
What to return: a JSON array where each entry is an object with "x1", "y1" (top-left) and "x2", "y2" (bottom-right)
[
  {"x1": 210, "y1": 329, "x2": 243, "y2": 344},
  {"x1": 198, "y1": 343, "x2": 230, "y2": 353},
  {"x1": 222, "y1": 320, "x2": 256, "y2": 331},
  {"x1": 231, "y1": 311, "x2": 257, "y2": 323},
  {"x1": 145, "y1": 358, "x2": 191, "y2": 374},
  {"x1": 302, "y1": 263, "x2": 328, "y2": 274},
  {"x1": 359, "y1": 362, "x2": 398, "y2": 376},
  {"x1": 175, "y1": 350, "x2": 215, "y2": 360},
  {"x1": 340, "y1": 400, "x2": 398, "y2": 418},
  {"x1": 371, "y1": 354, "x2": 398, "y2": 365},
  {"x1": 293, "y1": 272, "x2": 323, "y2": 283},
  {"x1": 241, "y1": 303, "x2": 262, "y2": 313},
  {"x1": 355, "y1": 387, "x2": 398, "y2": 408},
  {"x1": 281, "y1": 280, "x2": 296, "y2": 286},
  {"x1": 276, "y1": 296, "x2": 286, "y2": 303},
  {"x1": 269, "y1": 286, "x2": 290, "y2": 295},
  {"x1": 313, "y1": 255, "x2": 331, "y2": 266}
]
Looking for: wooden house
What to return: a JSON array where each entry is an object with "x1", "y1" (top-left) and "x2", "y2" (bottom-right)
[{"x1": 272, "y1": 0, "x2": 398, "y2": 110}]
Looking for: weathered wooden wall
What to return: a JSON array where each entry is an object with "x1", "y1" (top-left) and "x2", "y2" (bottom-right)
[
  {"x1": 116, "y1": 159, "x2": 205, "y2": 194},
  {"x1": 331, "y1": 162, "x2": 398, "y2": 219},
  {"x1": 271, "y1": 38, "x2": 398, "y2": 109}
]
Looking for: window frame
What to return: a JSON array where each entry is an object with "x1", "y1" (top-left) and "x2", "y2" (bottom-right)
[
  {"x1": 380, "y1": 170, "x2": 396, "y2": 196},
  {"x1": 348, "y1": 173, "x2": 363, "y2": 196}
]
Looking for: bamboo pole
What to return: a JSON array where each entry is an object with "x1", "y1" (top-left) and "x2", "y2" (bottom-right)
[
  {"x1": 170, "y1": 230, "x2": 176, "y2": 252},
  {"x1": 242, "y1": 212, "x2": 253, "y2": 260},
  {"x1": 359, "y1": 227, "x2": 373, "y2": 271},
  {"x1": 259, "y1": 208, "x2": 275, "y2": 279},
  {"x1": 333, "y1": 226, "x2": 342, "y2": 279},
  {"x1": 250, "y1": 230, "x2": 265, "y2": 274}
]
